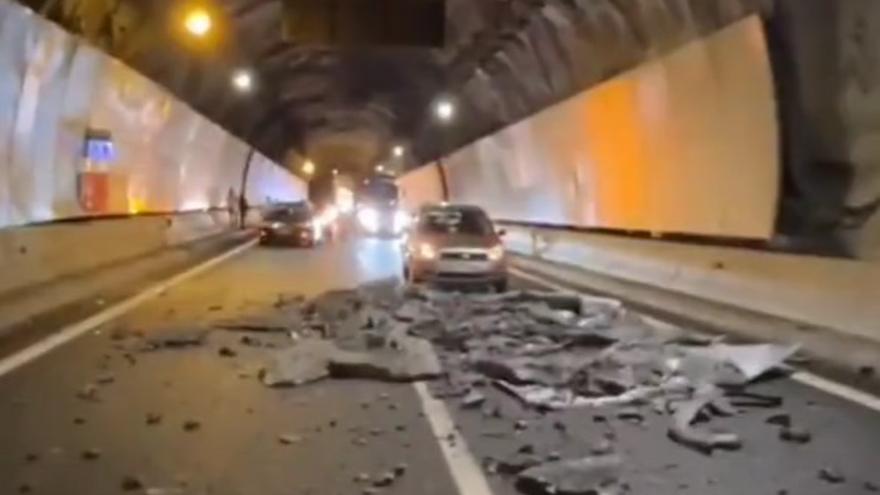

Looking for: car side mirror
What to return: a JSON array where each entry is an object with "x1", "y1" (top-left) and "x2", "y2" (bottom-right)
[{"x1": 497, "y1": 228, "x2": 507, "y2": 237}]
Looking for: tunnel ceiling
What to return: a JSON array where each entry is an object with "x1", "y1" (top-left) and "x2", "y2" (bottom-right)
[{"x1": 22, "y1": 0, "x2": 767, "y2": 172}]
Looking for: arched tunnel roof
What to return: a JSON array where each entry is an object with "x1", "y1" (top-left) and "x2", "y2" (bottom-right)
[{"x1": 23, "y1": 0, "x2": 767, "y2": 172}]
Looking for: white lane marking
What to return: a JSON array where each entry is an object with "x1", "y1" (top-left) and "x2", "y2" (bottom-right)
[
  {"x1": 413, "y1": 382, "x2": 494, "y2": 495},
  {"x1": 0, "y1": 239, "x2": 257, "y2": 378},
  {"x1": 791, "y1": 372, "x2": 880, "y2": 412},
  {"x1": 509, "y1": 266, "x2": 880, "y2": 413}
]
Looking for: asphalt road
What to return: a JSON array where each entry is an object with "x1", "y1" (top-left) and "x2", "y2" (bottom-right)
[{"x1": 0, "y1": 237, "x2": 878, "y2": 495}]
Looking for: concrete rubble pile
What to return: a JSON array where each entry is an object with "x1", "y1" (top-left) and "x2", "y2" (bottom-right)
[{"x1": 128, "y1": 278, "x2": 802, "y2": 495}]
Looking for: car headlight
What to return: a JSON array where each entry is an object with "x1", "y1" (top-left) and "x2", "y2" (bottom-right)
[
  {"x1": 417, "y1": 243, "x2": 437, "y2": 260},
  {"x1": 488, "y1": 244, "x2": 505, "y2": 261},
  {"x1": 357, "y1": 207, "x2": 379, "y2": 232},
  {"x1": 271, "y1": 222, "x2": 284, "y2": 229}
]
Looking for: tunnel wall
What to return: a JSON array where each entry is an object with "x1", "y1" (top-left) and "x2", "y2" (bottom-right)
[
  {"x1": 398, "y1": 164, "x2": 446, "y2": 211},
  {"x1": 504, "y1": 224, "x2": 880, "y2": 343},
  {"x1": 0, "y1": 211, "x2": 234, "y2": 298},
  {"x1": 401, "y1": 16, "x2": 779, "y2": 239},
  {"x1": 0, "y1": 0, "x2": 305, "y2": 230}
]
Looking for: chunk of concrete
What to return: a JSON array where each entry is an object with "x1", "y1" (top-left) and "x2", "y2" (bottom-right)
[
  {"x1": 516, "y1": 455, "x2": 623, "y2": 495},
  {"x1": 329, "y1": 336, "x2": 442, "y2": 382},
  {"x1": 667, "y1": 385, "x2": 742, "y2": 454},
  {"x1": 143, "y1": 326, "x2": 209, "y2": 349},
  {"x1": 259, "y1": 340, "x2": 337, "y2": 387}
]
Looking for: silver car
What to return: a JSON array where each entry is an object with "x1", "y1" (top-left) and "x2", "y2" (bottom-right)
[{"x1": 403, "y1": 204, "x2": 508, "y2": 291}]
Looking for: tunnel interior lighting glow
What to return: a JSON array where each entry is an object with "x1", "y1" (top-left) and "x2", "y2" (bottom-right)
[
  {"x1": 302, "y1": 159, "x2": 316, "y2": 176},
  {"x1": 375, "y1": 164, "x2": 385, "y2": 173},
  {"x1": 392, "y1": 145, "x2": 404, "y2": 157},
  {"x1": 232, "y1": 70, "x2": 253, "y2": 92},
  {"x1": 184, "y1": 8, "x2": 213, "y2": 37},
  {"x1": 332, "y1": 168, "x2": 339, "y2": 176},
  {"x1": 435, "y1": 99, "x2": 455, "y2": 122}
]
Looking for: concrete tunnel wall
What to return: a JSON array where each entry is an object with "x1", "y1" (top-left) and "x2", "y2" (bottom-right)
[
  {"x1": 0, "y1": 0, "x2": 306, "y2": 301},
  {"x1": 401, "y1": 17, "x2": 779, "y2": 240},
  {"x1": 0, "y1": 0, "x2": 306, "y2": 228},
  {"x1": 398, "y1": 15, "x2": 880, "y2": 341}
]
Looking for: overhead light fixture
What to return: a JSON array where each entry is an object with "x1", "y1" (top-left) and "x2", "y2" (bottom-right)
[
  {"x1": 434, "y1": 98, "x2": 455, "y2": 123},
  {"x1": 332, "y1": 168, "x2": 339, "y2": 176},
  {"x1": 392, "y1": 145, "x2": 405, "y2": 158},
  {"x1": 232, "y1": 69, "x2": 253, "y2": 92},
  {"x1": 302, "y1": 160, "x2": 315, "y2": 176},
  {"x1": 375, "y1": 164, "x2": 385, "y2": 173},
  {"x1": 184, "y1": 7, "x2": 213, "y2": 37}
]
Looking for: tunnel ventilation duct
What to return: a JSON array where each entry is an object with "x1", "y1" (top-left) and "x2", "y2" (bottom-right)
[{"x1": 281, "y1": 0, "x2": 446, "y2": 47}]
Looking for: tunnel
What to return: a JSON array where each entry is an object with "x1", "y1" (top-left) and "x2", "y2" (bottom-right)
[{"x1": 0, "y1": 1, "x2": 879, "y2": 494}]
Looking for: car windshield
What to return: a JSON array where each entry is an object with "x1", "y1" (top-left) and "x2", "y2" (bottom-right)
[
  {"x1": 418, "y1": 208, "x2": 494, "y2": 236},
  {"x1": 264, "y1": 206, "x2": 311, "y2": 222}
]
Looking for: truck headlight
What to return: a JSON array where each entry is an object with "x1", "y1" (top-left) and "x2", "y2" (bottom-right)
[{"x1": 357, "y1": 208, "x2": 379, "y2": 233}]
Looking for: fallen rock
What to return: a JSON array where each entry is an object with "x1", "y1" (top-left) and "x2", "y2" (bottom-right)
[
  {"x1": 215, "y1": 313, "x2": 301, "y2": 333},
  {"x1": 96, "y1": 374, "x2": 115, "y2": 385},
  {"x1": 81, "y1": 449, "x2": 101, "y2": 460},
  {"x1": 144, "y1": 326, "x2": 209, "y2": 350},
  {"x1": 183, "y1": 420, "x2": 201, "y2": 432},
  {"x1": 590, "y1": 438, "x2": 614, "y2": 456},
  {"x1": 461, "y1": 390, "x2": 487, "y2": 409},
  {"x1": 779, "y1": 426, "x2": 812, "y2": 444},
  {"x1": 766, "y1": 413, "x2": 791, "y2": 427},
  {"x1": 328, "y1": 336, "x2": 442, "y2": 382},
  {"x1": 373, "y1": 471, "x2": 396, "y2": 487},
  {"x1": 146, "y1": 413, "x2": 162, "y2": 425},
  {"x1": 497, "y1": 452, "x2": 542, "y2": 475},
  {"x1": 76, "y1": 384, "x2": 100, "y2": 402},
  {"x1": 278, "y1": 434, "x2": 303, "y2": 445},
  {"x1": 259, "y1": 340, "x2": 336, "y2": 387},
  {"x1": 818, "y1": 467, "x2": 845, "y2": 484},
  {"x1": 218, "y1": 347, "x2": 237, "y2": 358},
  {"x1": 121, "y1": 476, "x2": 144, "y2": 491},
  {"x1": 516, "y1": 455, "x2": 623, "y2": 495},
  {"x1": 667, "y1": 384, "x2": 742, "y2": 454}
]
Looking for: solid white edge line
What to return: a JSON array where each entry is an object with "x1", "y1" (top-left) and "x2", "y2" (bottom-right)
[
  {"x1": 790, "y1": 372, "x2": 880, "y2": 413},
  {"x1": 0, "y1": 238, "x2": 258, "y2": 378},
  {"x1": 412, "y1": 382, "x2": 495, "y2": 495},
  {"x1": 509, "y1": 266, "x2": 880, "y2": 413}
]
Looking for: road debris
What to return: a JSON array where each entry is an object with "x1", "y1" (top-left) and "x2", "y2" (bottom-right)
[
  {"x1": 111, "y1": 278, "x2": 809, "y2": 494},
  {"x1": 121, "y1": 475, "x2": 144, "y2": 491},
  {"x1": 779, "y1": 425, "x2": 812, "y2": 444},
  {"x1": 183, "y1": 420, "x2": 201, "y2": 432},
  {"x1": 143, "y1": 326, "x2": 209, "y2": 350},
  {"x1": 76, "y1": 384, "x2": 100, "y2": 402},
  {"x1": 516, "y1": 455, "x2": 623, "y2": 495},
  {"x1": 81, "y1": 448, "x2": 101, "y2": 460},
  {"x1": 278, "y1": 434, "x2": 303, "y2": 445},
  {"x1": 819, "y1": 467, "x2": 845, "y2": 484},
  {"x1": 218, "y1": 346, "x2": 237, "y2": 357}
]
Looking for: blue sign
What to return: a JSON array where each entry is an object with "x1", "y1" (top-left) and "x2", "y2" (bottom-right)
[{"x1": 84, "y1": 137, "x2": 116, "y2": 163}]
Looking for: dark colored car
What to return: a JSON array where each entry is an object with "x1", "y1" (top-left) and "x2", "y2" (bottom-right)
[
  {"x1": 403, "y1": 204, "x2": 507, "y2": 291},
  {"x1": 259, "y1": 203, "x2": 322, "y2": 247}
]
